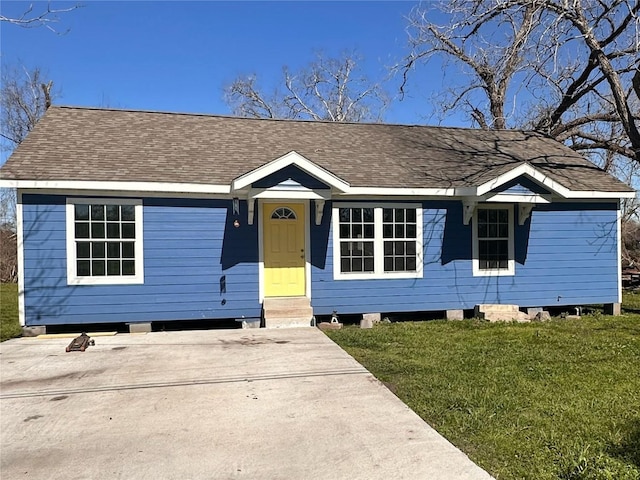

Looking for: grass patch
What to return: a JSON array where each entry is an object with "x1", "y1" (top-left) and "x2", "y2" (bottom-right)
[
  {"x1": 326, "y1": 315, "x2": 640, "y2": 479},
  {"x1": 1, "y1": 283, "x2": 21, "y2": 342}
]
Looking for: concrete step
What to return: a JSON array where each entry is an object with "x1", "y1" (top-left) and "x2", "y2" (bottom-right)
[
  {"x1": 263, "y1": 297, "x2": 313, "y2": 328},
  {"x1": 474, "y1": 304, "x2": 530, "y2": 323}
]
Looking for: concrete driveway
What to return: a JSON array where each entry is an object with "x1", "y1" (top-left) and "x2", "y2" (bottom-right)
[{"x1": 1, "y1": 328, "x2": 492, "y2": 479}]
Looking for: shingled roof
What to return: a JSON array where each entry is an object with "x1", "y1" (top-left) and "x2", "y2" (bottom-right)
[{"x1": 0, "y1": 105, "x2": 633, "y2": 194}]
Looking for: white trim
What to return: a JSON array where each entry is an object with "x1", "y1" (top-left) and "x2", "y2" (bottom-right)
[
  {"x1": 258, "y1": 200, "x2": 310, "y2": 301},
  {"x1": 66, "y1": 198, "x2": 144, "y2": 285},
  {"x1": 248, "y1": 188, "x2": 332, "y2": 201},
  {"x1": 617, "y1": 204, "x2": 622, "y2": 304},
  {"x1": 1, "y1": 176, "x2": 633, "y2": 200},
  {"x1": 0, "y1": 179, "x2": 230, "y2": 195},
  {"x1": 472, "y1": 204, "x2": 515, "y2": 277},
  {"x1": 484, "y1": 193, "x2": 551, "y2": 204},
  {"x1": 332, "y1": 202, "x2": 424, "y2": 280},
  {"x1": 476, "y1": 164, "x2": 571, "y2": 198},
  {"x1": 16, "y1": 192, "x2": 25, "y2": 327},
  {"x1": 232, "y1": 151, "x2": 350, "y2": 192}
]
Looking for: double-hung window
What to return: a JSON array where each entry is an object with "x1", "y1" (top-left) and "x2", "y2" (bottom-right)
[
  {"x1": 333, "y1": 204, "x2": 423, "y2": 279},
  {"x1": 473, "y1": 205, "x2": 514, "y2": 276},
  {"x1": 66, "y1": 198, "x2": 144, "y2": 285}
]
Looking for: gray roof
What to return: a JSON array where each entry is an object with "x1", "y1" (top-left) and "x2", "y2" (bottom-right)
[{"x1": 0, "y1": 106, "x2": 632, "y2": 193}]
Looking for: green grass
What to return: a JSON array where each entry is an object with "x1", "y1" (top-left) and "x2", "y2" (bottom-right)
[
  {"x1": 326, "y1": 314, "x2": 640, "y2": 479},
  {"x1": 1, "y1": 283, "x2": 21, "y2": 342}
]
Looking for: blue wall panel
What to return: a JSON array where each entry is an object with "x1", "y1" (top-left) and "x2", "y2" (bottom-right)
[
  {"x1": 310, "y1": 201, "x2": 619, "y2": 315},
  {"x1": 21, "y1": 195, "x2": 260, "y2": 326}
]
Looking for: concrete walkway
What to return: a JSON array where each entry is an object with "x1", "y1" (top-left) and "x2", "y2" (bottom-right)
[{"x1": 1, "y1": 328, "x2": 492, "y2": 479}]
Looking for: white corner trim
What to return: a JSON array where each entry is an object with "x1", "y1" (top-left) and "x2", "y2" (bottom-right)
[
  {"x1": 617, "y1": 205, "x2": 622, "y2": 303},
  {"x1": 16, "y1": 192, "x2": 25, "y2": 327},
  {"x1": 231, "y1": 151, "x2": 350, "y2": 192},
  {"x1": 247, "y1": 187, "x2": 332, "y2": 201},
  {"x1": 65, "y1": 198, "x2": 144, "y2": 285}
]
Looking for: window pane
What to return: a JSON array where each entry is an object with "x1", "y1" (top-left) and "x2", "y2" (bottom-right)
[
  {"x1": 75, "y1": 223, "x2": 89, "y2": 239},
  {"x1": 92, "y1": 260, "x2": 106, "y2": 276},
  {"x1": 406, "y1": 257, "x2": 417, "y2": 271},
  {"x1": 363, "y1": 242, "x2": 374, "y2": 256},
  {"x1": 107, "y1": 242, "x2": 120, "y2": 258},
  {"x1": 478, "y1": 223, "x2": 488, "y2": 238},
  {"x1": 91, "y1": 205, "x2": 104, "y2": 221},
  {"x1": 384, "y1": 257, "x2": 393, "y2": 272},
  {"x1": 339, "y1": 224, "x2": 350, "y2": 239},
  {"x1": 395, "y1": 241, "x2": 405, "y2": 255},
  {"x1": 488, "y1": 224, "x2": 498, "y2": 237},
  {"x1": 76, "y1": 242, "x2": 90, "y2": 259},
  {"x1": 383, "y1": 208, "x2": 393, "y2": 222},
  {"x1": 352, "y1": 258, "x2": 362, "y2": 272},
  {"x1": 122, "y1": 260, "x2": 135, "y2": 275},
  {"x1": 395, "y1": 257, "x2": 405, "y2": 271},
  {"x1": 352, "y1": 208, "x2": 362, "y2": 222},
  {"x1": 406, "y1": 209, "x2": 416, "y2": 223},
  {"x1": 341, "y1": 258, "x2": 351, "y2": 273},
  {"x1": 92, "y1": 242, "x2": 105, "y2": 258},
  {"x1": 107, "y1": 223, "x2": 120, "y2": 238},
  {"x1": 478, "y1": 209, "x2": 487, "y2": 222},
  {"x1": 406, "y1": 242, "x2": 416, "y2": 255},
  {"x1": 339, "y1": 208, "x2": 350, "y2": 223},
  {"x1": 340, "y1": 242, "x2": 350, "y2": 256},
  {"x1": 383, "y1": 224, "x2": 393, "y2": 238},
  {"x1": 406, "y1": 224, "x2": 416, "y2": 238},
  {"x1": 75, "y1": 204, "x2": 89, "y2": 220},
  {"x1": 498, "y1": 209, "x2": 508, "y2": 223},
  {"x1": 106, "y1": 205, "x2": 120, "y2": 221},
  {"x1": 364, "y1": 224, "x2": 374, "y2": 238},
  {"x1": 363, "y1": 208, "x2": 374, "y2": 222},
  {"x1": 384, "y1": 241, "x2": 393, "y2": 255},
  {"x1": 121, "y1": 205, "x2": 135, "y2": 221},
  {"x1": 364, "y1": 258, "x2": 374, "y2": 272},
  {"x1": 122, "y1": 242, "x2": 134, "y2": 258},
  {"x1": 395, "y1": 224, "x2": 404, "y2": 238},
  {"x1": 91, "y1": 223, "x2": 105, "y2": 239},
  {"x1": 77, "y1": 260, "x2": 90, "y2": 276},
  {"x1": 488, "y1": 209, "x2": 497, "y2": 222},
  {"x1": 498, "y1": 224, "x2": 508, "y2": 238},
  {"x1": 394, "y1": 209, "x2": 404, "y2": 222},
  {"x1": 107, "y1": 260, "x2": 121, "y2": 276},
  {"x1": 121, "y1": 224, "x2": 135, "y2": 239},
  {"x1": 352, "y1": 224, "x2": 362, "y2": 238}
]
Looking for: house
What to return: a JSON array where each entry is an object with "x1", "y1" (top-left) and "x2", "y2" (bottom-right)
[{"x1": 0, "y1": 106, "x2": 634, "y2": 332}]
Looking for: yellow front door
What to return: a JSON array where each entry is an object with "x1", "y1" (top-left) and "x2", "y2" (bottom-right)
[{"x1": 263, "y1": 203, "x2": 305, "y2": 297}]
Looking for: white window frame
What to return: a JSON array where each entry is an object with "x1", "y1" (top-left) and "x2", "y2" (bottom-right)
[
  {"x1": 332, "y1": 203, "x2": 423, "y2": 280},
  {"x1": 66, "y1": 198, "x2": 144, "y2": 285},
  {"x1": 472, "y1": 204, "x2": 514, "y2": 277}
]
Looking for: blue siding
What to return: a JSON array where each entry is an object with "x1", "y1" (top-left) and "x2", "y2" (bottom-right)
[
  {"x1": 22, "y1": 195, "x2": 260, "y2": 326},
  {"x1": 310, "y1": 201, "x2": 619, "y2": 315}
]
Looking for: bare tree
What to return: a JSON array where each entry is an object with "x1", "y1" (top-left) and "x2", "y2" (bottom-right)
[
  {"x1": 225, "y1": 52, "x2": 389, "y2": 122},
  {"x1": 1, "y1": 2, "x2": 81, "y2": 33},
  {"x1": 402, "y1": 0, "x2": 640, "y2": 164},
  {"x1": 0, "y1": 65, "x2": 56, "y2": 282}
]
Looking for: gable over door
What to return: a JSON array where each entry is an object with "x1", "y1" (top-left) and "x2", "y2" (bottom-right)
[{"x1": 263, "y1": 203, "x2": 305, "y2": 297}]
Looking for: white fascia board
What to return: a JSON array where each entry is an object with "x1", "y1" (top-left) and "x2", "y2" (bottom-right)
[
  {"x1": 0, "y1": 179, "x2": 230, "y2": 195},
  {"x1": 476, "y1": 163, "x2": 572, "y2": 198},
  {"x1": 344, "y1": 187, "x2": 458, "y2": 196},
  {"x1": 563, "y1": 190, "x2": 636, "y2": 199},
  {"x1": 231, "y1": 151, "x2": 350, "y2": 192},
  {"x1": 484, "y1": 193, "x2": 552, "y2": 204},
  {"x1": 249, "y1": 188, "x2": 332, "y2": 200}
]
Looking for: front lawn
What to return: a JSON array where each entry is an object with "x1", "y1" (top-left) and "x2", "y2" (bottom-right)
[
  {"x1": 326, "y1": 315, "x2": 640, "y2": 479},
  {"x1": 0, "y1": 283, "x2": 20, "y2": 341}
]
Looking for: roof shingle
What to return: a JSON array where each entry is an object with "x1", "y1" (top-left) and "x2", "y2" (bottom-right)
[{"x1": 0, "y1": 106, "x2": 632, "y2": 193}]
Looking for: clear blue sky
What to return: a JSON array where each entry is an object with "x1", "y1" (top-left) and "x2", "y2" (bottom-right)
[{"x1": 1, "y1": 1, "x2": 458, "y2": 126}]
